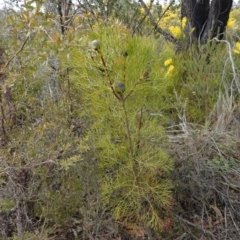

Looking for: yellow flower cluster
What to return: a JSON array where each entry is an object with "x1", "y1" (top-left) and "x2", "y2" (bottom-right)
[
  {"x1": 181, "y1": 17, "x2": 187, "y2": 29},
  {"x1": 165, "y1": 65, "x2": 175, "y2": 76},
  {"x1": 227, "y1": 17, "x2": 236, "y2": 28},
  {"x1": 139, "y1": 7, "x2": 145, "y2": 14},
  {"x1": 157, "y1": 9, "x2": 187, "y2": 39},
  {"x1": 233, "y1": 42, "x2": 240, "y2": 54},
  {"x1": 161, "y1": 11, "x2": 178, "y2": 23},
  {"x1": 164, "y1": 58, "x2": 173, "y2": 67},
  {"x1": 158, "y1": 10, "x2": 179, "y2": 30},
  {"x1": 227, "y1": 9, "x2": 240, "y2": 31},
  {"x1": 164, "y1": 58, "x2": 174, "y2": 76},
  {"x1": 169, "y1": 26, "x2": 182, "y2": 39}
]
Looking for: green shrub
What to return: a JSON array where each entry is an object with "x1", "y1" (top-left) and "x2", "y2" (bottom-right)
[{"x1": 67, "y1": 22, "x2": 175, "y2": 231}]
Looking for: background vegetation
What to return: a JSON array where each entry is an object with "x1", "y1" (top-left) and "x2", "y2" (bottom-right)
[{"x1": 0, "y1": 0, "x2": 240, "y2": 239}]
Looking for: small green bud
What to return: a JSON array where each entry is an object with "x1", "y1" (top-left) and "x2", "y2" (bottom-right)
[
  {"x1": 91, "y1": 40, "x2": 100, "y2": 51},
  {"x1": 114, "y1": 82, "x2": 125, "y2": 94}
]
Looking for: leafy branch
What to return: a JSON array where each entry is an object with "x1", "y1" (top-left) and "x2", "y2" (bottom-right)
[
  {"x1": 0, "y1": 35, "x2": 30, "y2": 146},
  {"x1": 1, "y1": 34, "x2": 30, "y2": 72}
]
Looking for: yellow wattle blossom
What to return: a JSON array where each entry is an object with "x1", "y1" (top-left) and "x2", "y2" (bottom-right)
[
  {"x1": 165, "y1": 65, "x2": 174, "y2": 76},
  {"x1": 158, "y1": 10, "x2": 178, "y2": 29},
  {"x1": 227, "y1": 17, "x2": 236, "y2": 28},
  {"x1": 233, "y1": 42, "x2": 240, "y2": 54},
  {"x1": 139, "y1": 7, "x2": 145, "y2": 14},
  {"x1": 181, "y1": 17, "x2": 187, "y2": 29},
  {"x1": 162, "y1": 11, "x2": 178, "y2": 22},
  {"x1": 164, "y1": 58, "x2": 173, "y2": 67},
  {"x1": 169, "y1": 26, "x2": 182, "y2": 39}
]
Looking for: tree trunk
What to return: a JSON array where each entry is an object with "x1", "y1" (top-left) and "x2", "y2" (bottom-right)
[{"x1": 181, "y1": 0, "x2": 233, "y2": 44}]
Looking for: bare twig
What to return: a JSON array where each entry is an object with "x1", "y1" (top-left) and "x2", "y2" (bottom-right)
[
  {"x1": 124, "y1": 70, "x2": 149, "y2": 101},
  {"x1": 136, "y1": 107, "x2": 143, "y2": 150},
  {"x1": 138, "y1": 0, "x2": 181, "y2": 49},
  {"x1": 210, "y1": 38, "x2": 239, "y2": 132},
  {"x1": 175, "y1": 215, "x2": 215, "y2": 238},
  {"x1": 212, "y1": 38, "x2": 239, "y2": 93},
  {"x1": 147, "y1": 0, "x2": 175, "y2": 36}
]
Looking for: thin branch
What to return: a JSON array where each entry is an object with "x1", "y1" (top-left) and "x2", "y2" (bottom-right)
[
  {"x1": 138, "y1": 0, "x2": 181, "y2": 49},
  {"x1": 136, "y1": 107, "x2": 143, "y2": 150},
  {"x1": 122, "y1": 100, "x2": 134, "y2": 159},
  {"x1": 159, "y1": 0, "x2": 175, "y2": 21},
  {"x1": 0, "y1": 90, "x2": 8, "y2": 143},
  {"x1": 175, "y1": 215, "x2": 215, "y2": 238},
  {"x1": 97, "y1": 50, "x2": 121, "y2": 100},
  {"x1": 124, "y1": 70, "x2": 150, "y2": 101},
  {"x1": 1, "y1": 35, "x2": 30, "y2": 72},
  {"x1": 147, "y1": 0, "x2": 175, "y2": 36},
  {"x1": 212, "y1": 38, "x2": 239, "y2": 93},
  {"x1": 0, "y1": 36, "x2": 29, "y2": 145},
  {"x1": 133, "y1": 0, "x2": 155, "y2": 36},
  {"x1": 121, "y1": 99, "x2": 140, "y2": 185}
]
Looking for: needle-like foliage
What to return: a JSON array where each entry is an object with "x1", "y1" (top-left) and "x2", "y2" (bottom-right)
[{"x1": 67, "y1": 22, "x2": 175, "y2": 231}]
